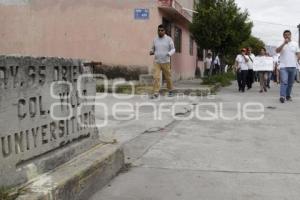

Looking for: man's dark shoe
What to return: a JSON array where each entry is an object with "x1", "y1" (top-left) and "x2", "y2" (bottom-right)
[
  {"x1": 286, "y1": 96, "x2": 292, "y2": 101},
  {"x1": 264, "y1": 87, "x2": 267, "y2": 92},
  {"x1": 168, "y1": 91, "x2": 175, "y2": 97},
  {"x1": 150, "y1": 93, "x2": 159, "y2": 99},
  {"x1": 279, "y1": 97, "x2": 285, "y2": 103}
]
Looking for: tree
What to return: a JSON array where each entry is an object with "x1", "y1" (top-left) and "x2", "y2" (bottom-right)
[
  {"x1": 240, "y1": 35, "x2": 265, "y2": 56},
  {"x1": 190, "y1": 0, "x2": 253, "y2": 59}
]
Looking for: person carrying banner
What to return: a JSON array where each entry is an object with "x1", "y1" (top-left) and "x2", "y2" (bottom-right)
[{"x1": 257, "y1": 48, "x2": 270, "y2": 93}]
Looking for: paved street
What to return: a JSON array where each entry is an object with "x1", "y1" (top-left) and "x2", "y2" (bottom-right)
[{"x1": 90, "y1": 81, "x2": 300, "y2": 200}]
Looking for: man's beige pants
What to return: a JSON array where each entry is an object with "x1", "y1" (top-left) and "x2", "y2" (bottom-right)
[{"x1": 153, "y1": 62, "x2": 173, "y2": 94}]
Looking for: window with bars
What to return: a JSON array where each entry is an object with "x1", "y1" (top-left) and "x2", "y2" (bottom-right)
[
  {"x1": 174, "y1": 26, "x2": 182, "y2": 53},
  {"x1": 162, "y1": 18, "x2": 172, "y2": 36},
  {"x1": 189, "y1": 36, "x2": 194, "y2": 55}
]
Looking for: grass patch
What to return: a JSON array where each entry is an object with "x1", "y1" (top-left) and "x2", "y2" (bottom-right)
[
  {"x1": 0, "y1": 187, "x2": 18, "y2": 200},
  {"x1": 96, "y1": 85, "x2": 137, "y2": 94},
  {"x1": 96, "y1": 84, "x2": 215, "y2": 96},
  {"x1": 96, "y1": 84, "x2": 153, "y2": 95},
  {"x1": 94, "y1": 65, "x2": 147, "y2": 81},
  {"x1": 202, "y1": 72, "x2": 235, "y2": 87}
]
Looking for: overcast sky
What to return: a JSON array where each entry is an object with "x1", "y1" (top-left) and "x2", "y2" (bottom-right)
[{"x1": 235, "y1": 0, "x2": 299, "y2": 46}]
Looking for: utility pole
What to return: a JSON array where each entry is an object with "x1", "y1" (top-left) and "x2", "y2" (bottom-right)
[{"x1": 298, "y1": 24, "x2": 300, "y2": 47}]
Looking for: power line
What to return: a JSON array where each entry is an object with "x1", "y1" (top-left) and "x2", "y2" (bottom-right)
[{"x1": 252, "y1": 19, "x2": 298, "y2": 28}]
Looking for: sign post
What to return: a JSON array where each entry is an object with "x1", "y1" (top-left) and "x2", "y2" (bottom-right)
[{"x1": 134, "y1": 9, "x2": 150, "y2": 20}]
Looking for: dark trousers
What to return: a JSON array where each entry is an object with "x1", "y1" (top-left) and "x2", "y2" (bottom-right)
[
  {"x1": 213, "y1": 64, "x2": 220, "y2": 75},
  {"x1": 237, "y1": 71, "x2": 242, "y2": 90},
  {"x1": 237, "y1": 70, "x2": 248, "y2": 91},
  {"x1": 254, "y1": 71, "x2": 259, "y2": 82},
  {"x1": 247, "y1": 69, "x2": 254, "y2": 89},
  {"x1": 204, "y1": 69, "x2": 210, "y2": 76}
]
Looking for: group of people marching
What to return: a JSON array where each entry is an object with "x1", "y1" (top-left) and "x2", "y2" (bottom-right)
[
  {"x1": 234, "y1": 47, "x2": 275, "y2": 93},
  {"x1": 204, "y1": 53, "x2": 222, "y2": 76},
  {"x1": 234, "y1": 30, "x2": 300, "y2": 103},
  {"x1": 149, "y1": 25, "x2": 300, "y2": 104},
  {"x1": 234, "y1": 47, "x2": 256, "y2": 92}
]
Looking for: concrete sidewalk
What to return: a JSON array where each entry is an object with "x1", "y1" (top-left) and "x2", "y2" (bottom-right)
[
  {"x1": 91, "y1": 81, "x2": 300, "y2": 200},
  {"x1": 97, "y1": 78, "x2": 215, "y2": 96},
  {"x1": 95, "y1": 78, "x2": 211, "y2": 146}
]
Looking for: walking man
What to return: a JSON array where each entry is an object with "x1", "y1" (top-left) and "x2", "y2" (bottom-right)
[
  {"x1": 204, "y1": 53, "x2": 213, "y2": 76},
  {"x1": 235, "y1": 48, "x2": 249, "y2": 92},
  {"x1": 150, "y1": 24, "x2": 176, "y2": 99},
  {"x1": 276, "y1": 30, "x2": 300, "y2": 103},
  {"x1": 213, "y1": 54, "x2": 221, "y2": 74},
  {"x1": 246, "y1": 47, "x2": 255, "y2": 90}
]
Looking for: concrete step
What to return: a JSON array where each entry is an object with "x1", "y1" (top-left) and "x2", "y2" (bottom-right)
[
  {"x1": 16, "y1": 144, "x2": 124, "y2": 200},
  {"x1": 96, "y1": 84, "x2": 217, "y2": 96}
]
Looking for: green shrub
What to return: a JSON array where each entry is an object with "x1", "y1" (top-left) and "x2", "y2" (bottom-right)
[
  {"x1": 202, "y1": 72, "x2": 235, "y2": 87},
  {"x1": 94, "y1": 65, "x2": 148, "y2": 81}
]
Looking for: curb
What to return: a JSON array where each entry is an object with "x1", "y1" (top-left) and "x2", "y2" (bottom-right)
[{"x1": 16, "y1": 144, "x2": 124, "y2": 200}]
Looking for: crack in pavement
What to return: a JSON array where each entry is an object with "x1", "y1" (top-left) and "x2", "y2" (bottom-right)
[{"x1": 140, "y1": 166, "x2": 300, "y2": 176}]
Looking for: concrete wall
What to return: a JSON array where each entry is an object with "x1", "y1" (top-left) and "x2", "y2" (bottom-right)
[
  {"x1": 177, "y1": 0, "x2": 195, "y2": 10},
  {"x1": 171, "y1": 22, "x2": 197, "y2": 79},
  {"x1": 0, "y1": 55, "x2": 99, "y2": 187},
  {"x1": 0, "y1": 0, "x2": 197, "y2": 80},
  {"x1": 0, "y1": 0, "x2": 160, "y2": 68}
]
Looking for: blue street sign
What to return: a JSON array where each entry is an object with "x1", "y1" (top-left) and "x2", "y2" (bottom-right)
[{"x1": 134, "y1": 9, "x2": 149, "y2": 20}]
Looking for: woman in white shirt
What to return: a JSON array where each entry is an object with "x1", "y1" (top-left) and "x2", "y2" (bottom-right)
[{"x1": 258, "y1": 48, "x2": 269, "y2": 93}]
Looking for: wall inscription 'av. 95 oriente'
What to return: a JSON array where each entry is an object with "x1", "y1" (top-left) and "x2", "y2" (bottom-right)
[{"x1": 0, "y1": 56, "x2": 99, "y2": 187}]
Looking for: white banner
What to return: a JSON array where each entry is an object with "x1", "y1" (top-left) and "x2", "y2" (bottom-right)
[{"x1": 253, "y1": 57, "x2": 274, "y2": 71}]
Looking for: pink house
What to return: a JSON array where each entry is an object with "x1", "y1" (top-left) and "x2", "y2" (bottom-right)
[{"x1": 0, "y1": 0, "x2": 198, "y2": 80}]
